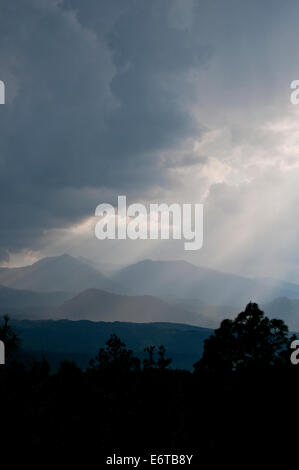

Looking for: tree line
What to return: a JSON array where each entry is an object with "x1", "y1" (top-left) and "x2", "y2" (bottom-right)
[{"x1": 0, "y1": 302, "x2": 297, "y2": 465}]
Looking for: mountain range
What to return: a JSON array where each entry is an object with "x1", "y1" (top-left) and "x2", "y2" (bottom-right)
[{"x1": 1, "y1": 254, "x2": 299, "y2": 329}]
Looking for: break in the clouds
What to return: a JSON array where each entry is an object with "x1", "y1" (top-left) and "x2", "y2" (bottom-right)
[{"x1": 1, "y1": 0, "x2": 299, "y2": 281}]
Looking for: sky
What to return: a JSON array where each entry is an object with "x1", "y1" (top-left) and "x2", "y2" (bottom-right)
[{"x1": 1, "y1": 0, "x2": 299, "y2": 281}]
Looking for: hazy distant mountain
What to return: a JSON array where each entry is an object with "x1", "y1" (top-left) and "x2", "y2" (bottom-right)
[
  {"x1": 11, "y1": 319, "x2": 213, "y2": 370},
  {"x1": 263, "y1": 297, "x2": 299, "y2": 331},
  {"x1": 55, "y1": 288, "x2": 206, "y2": 325},
  {"x1": 113, "y1": 259, "x2": 299, "y2": 306},
  {"x1": 0, "y1": 254, "x2": 124, "y2": 294},
  {"x1": 0, "y1": 285, "x2": 70, "y2": 309},
  {"x1": 78, "y1": 257, "x2": 126, "y2": 276},
  {"x1": 172, "y1": 298, "x2": 238, "y2": 328},
  {"x1": 0, "y1": 284, "x2": 73, "y2": 320}
]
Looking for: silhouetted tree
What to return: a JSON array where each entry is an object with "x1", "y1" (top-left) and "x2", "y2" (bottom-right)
[
  {"x1": 143, "y1": 344, "x2": 172, "y2": 370},
  {"x1": 157, "y1": 345, "x2": 172, "y2": 370},
  {"x1": 194, "y1": 302, "x2": 295, "y2": 373},
  {"x1": 143, "y1": 345, "x2": 156, "y2": 369},
  {"x1": 89, "y1": 334, "x2": 140, "y2": 373},
  {"x1": 0, "y1": 315, "x2": 20, "y2": 360},
  {"x1": 0, "y1": 319, "x2": 297, "y2": 463}
]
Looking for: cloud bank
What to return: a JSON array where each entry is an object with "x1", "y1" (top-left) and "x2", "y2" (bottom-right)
[{"x1": 1, "y1": 0, "x2": 299, "y2": 282}]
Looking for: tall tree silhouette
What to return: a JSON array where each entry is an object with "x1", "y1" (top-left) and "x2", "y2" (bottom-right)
[
  {"x1": 89, "y1": 333, "x2": 140, "y2": 373},
  {"x1": 194, "y1": 302, "x2": 295, "y2": 373}
]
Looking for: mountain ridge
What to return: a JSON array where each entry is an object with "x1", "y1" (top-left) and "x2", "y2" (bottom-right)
[
  {"x1": 113, "y1": 259, "x2": 299, "y2": 306},
  {"x1": 0, "y1": 254, "x2": 124, "y2": 294},
  {"x1": 55, "y1": 287, "x2": 206, "y2": 325}
]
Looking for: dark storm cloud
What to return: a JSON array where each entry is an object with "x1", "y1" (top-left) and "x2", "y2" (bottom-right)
[
  {"x1": 0, "y1": 0, "x2": 208, "y2": 258},
  {"x1": 3, "y1": 0, "x2": 299, "y2": 270}
]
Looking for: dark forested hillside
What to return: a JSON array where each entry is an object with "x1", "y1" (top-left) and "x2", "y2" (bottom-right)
[{"x1": 11, "y1": 319, "x2": 212, "y2": 370}]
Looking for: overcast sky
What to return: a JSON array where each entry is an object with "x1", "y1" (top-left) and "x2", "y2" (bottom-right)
[{"x1": 1, "y1": 0, "x2": 299, "y2": 281}]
